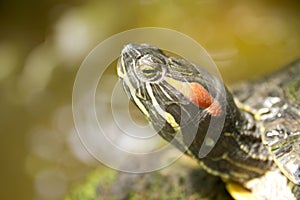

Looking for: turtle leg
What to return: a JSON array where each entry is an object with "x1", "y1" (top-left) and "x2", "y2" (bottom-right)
[{"x1": 226, "y1": 182, "x2": 258, "y2": 200}]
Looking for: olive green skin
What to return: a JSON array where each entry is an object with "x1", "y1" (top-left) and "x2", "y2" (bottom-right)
[{"x1": 117, "y1": 44, "x2": 300, "y2": 199}]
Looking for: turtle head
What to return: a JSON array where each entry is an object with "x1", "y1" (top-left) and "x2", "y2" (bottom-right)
[
  {"x1": 118, "y1": 44, "x2": 182, "y2": 138},
  {"x1": 117, "y1": 44, "x2": 280, "y2": 183},
  {"x1": 117, "y1": 44, "x2": 237, "y2": 143}
]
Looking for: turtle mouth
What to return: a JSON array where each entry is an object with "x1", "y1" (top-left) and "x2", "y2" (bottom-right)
[
  {"x1": 117, "y1": 61, "x2": 125, "y2": 79},
  {"x1": 117, "y1": 52, "x2": 128, "y2": 79},
  {"x1": 117, "y1": 44, "x2": 143, "y2": 80}
]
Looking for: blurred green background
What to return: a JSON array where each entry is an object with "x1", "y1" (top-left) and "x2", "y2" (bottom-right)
[{"x1": 1, "y1": 0, "x2": 300, "y2": 199}]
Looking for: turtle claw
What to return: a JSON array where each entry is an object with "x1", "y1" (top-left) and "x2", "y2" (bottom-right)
[{"x1": 226, "y1": 182, "x2": 258, "y2": 200}]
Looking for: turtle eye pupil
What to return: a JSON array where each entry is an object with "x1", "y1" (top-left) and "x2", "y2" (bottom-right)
[
  {"x1": 142, "y1": 68, "x2": 155, "y2": 76},
  {"x1": 141, "y1": 65, "x2": 157, "y2": 78},
  {"x1": 135, "y1": 55, "x2": 164, "y2": 82}
]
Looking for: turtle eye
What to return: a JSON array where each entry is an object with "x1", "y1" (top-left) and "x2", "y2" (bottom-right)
[
  {"x1": 140, "y1": 65, "x2": 157, "y2": 78},
  {"x1": 135, "y1": 54, "x2": 165, "y2": 82}
]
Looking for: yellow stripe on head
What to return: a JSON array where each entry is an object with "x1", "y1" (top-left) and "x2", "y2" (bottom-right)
[{"x1": 145, "y1": 83, "x2": 179, "y2": 130}]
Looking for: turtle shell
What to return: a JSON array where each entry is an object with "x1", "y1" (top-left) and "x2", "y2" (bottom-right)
[
  {"x1": 232, "y1": 59, "x2": 300, "y2": 185},
  {"x1": 229, "y1": 59, "x2": 300, "y2": 199}
]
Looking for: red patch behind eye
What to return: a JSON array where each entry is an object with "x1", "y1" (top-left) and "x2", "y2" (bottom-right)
[
  {"x1": 164, "y1": 77, "x2": 222, "y2": 116},
  {"x1": 190, "y1": 83, "x2": 222, "y2": 116}
]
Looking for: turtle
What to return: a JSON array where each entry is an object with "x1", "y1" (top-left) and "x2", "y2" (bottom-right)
[{"x1": 117, "y1": 43, "x2": 300, "y2": 200}]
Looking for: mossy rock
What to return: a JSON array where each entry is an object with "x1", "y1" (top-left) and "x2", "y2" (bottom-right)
[{"x1": 65, "y1": 159, "x2": 232, "y2": 200}]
